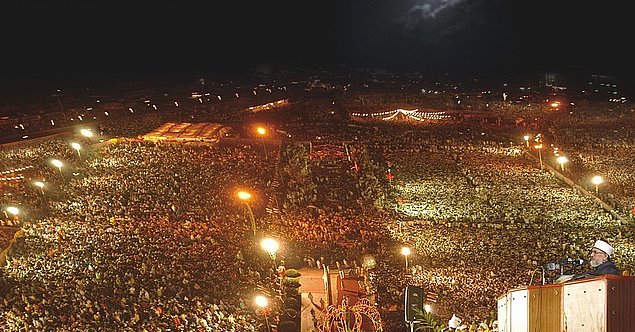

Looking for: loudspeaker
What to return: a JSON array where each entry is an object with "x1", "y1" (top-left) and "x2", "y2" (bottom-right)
[{"x1": 404, "y1": 285, "x2": 425, "y2": 322}]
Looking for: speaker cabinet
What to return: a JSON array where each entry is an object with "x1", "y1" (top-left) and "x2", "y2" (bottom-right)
[{"x1": 404, "y1": 285, "x2": 425, "y2": 322}]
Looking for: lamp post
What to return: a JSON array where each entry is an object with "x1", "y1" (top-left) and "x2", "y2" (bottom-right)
[
  {"x1": 591, "y1": 175, "x2": 604, "y2": 194},
  {"x1": 237, "y1": 190, "x2": 257, "y2": 236},
  {"x1": 261, "y1": 237, "x2": 280, "y2": 270},
  {"x1": 71, "y1": 142, "x2": 82, "y2": 158},
  {"x1": 34, "y1": 181, "x2": 45, "y2": 195},
  {"x1": 80, "y1": 128, "x2": 94, "y2": 138},
  {"x1": 51, "y1": 159, "x2": 64, "y2": 179},
  {"x1": 534, "y1": 144, "x2": 543, "y2": 170},
  {"x1": 4, "y1": 206, "x2": 19, "y2": 219},
  {"x1": 556, "y1": 155, "x2": 568, "y2": 172},
  {"x1": 255, "y1": 295, "x2": 272, "y2": 332},
  {"x1": 4, "y1": 206, "x2": 21, "y2": 226},
  {"x1": 256, "y1": 126, "x2": 268, "y2": 159},
  {"x1": 401, "y1": 247, "x2": 411, "y2": 272},
  {"x1": 523, "y1": 135, "x2": 530, "y2": 148}
]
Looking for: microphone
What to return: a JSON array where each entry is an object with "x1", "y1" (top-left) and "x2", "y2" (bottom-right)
[
  {"x1": 544, "y1": 262, "x2": 560, "y2": 271},
  {"x1": 544, "y1": 258, "x2": 584, "y2": 271},
  {"x1": 563, "y1": 258, "x2": 584, "y2": 266}
]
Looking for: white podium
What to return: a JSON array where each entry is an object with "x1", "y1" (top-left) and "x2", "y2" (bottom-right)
[
  {"x1": 497, "y1": 275, "x2": 635, "y2": 332},
  {"x1": 562, "y1": 275, "x2": 635, "y2": 332}
]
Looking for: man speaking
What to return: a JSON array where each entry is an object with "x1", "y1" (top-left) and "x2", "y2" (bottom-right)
[{"x1": 556, "y1": 240, "x2": 621, "y2": 283}]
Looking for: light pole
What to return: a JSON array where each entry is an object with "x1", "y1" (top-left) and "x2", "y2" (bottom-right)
[
  {"x1": 237, "y1": 190, "x2": 257, "y2": 236},
  {"x1": 255, "y1": 295, "x2": 272, "y2": 332},
  {"x1": 592, "y1": 175, "x2": 604, "y2": 194},
  {"x1": 534, "y1": 144, "x2": 543, "y2": 170},
  {"x1": 556, "y1": 155, "x2": 568, "y2": 172},
  {"x1": 256, "y1": 126, "x2": 268, "y2": 159},
  {"x1": 401, "y1": 247, "x2": 411, "y2": 272},
  {"x1": 71, "y1": 142, "x2": 82, "y2": 158},
  {"x1": 523, "y1": 134, "x2": 530, "y2": 148},
  {"x1": 4, "y1": 206, "x2": 19, "y2": 219},
  {"x1": 261, "y1": 237, "x2": 280, "y2": 270},
  {"x1": 6, "y1": 206, "x2": 19, "y2": 215},
  {"x1": 80, "y1": 128, "x2": 94, "y2": 138},
  {"x1": 51, "y1": 159, "x2": 64, "y2": 179},
  {"x1": 34, "y1": 181, "x2": 45, "y2": 195}
]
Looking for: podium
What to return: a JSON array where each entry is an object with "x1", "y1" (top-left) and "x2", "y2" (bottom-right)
[
  {"x1": 497, "y1": 283, "x2": 562, "y2": 332},
  {"x1": 498, "y1": 275, "x2": 635, "y2": 332}
]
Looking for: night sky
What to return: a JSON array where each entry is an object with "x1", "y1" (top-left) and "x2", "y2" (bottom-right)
[{"x1": 1, "y1": 1, "x2": 632, "y2": 87}]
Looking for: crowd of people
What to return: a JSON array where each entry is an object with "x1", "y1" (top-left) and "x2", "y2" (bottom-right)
[
  {"x1": 268, "y1": 95, "x2": 635, "y2": 327},
  {"x1": 547, "y1": 107, "x2": 635, "y2": 217},
  {"x1": 1, "y1": 80, "x2": 634, "y2": 331},
  {"x1": 1, "y1": 138, "x2": 283, "y2": 331}
]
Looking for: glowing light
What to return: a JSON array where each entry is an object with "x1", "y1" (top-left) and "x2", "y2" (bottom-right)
[
  {"x1": 255, "y1": 295, "x2": 269, "y2": 308},
  {"x1": 237, "y1": 191, "x2": 252, "y2": 200},
  {"x1": 261, "y1": 237, "x2": 280, "y2": 254},
  {"x1": 591, "y1": 175, "x2": 604, "y2": 193},
  {"x1": 6, "y1": 206, "x2": 20, "y2": 216},
  {"x1": 80, "y1": 128, "x2": 94, "y2": 137},
  {"x1": 592, "y1": 176, "x2": 604, "y2": 186},
  {"x1": 51, "y1": 159, "x2": 64, "y2": 168},
  {"x1": 556, "y1": 156, "x2": 568, "y2": 171}
]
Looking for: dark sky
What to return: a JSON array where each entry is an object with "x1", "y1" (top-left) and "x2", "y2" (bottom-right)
[{"x1": 1, "y1": 1, "x2": 632, "y2": 86}]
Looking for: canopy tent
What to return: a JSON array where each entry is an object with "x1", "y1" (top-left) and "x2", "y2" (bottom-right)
[{"x1": 141, "y1": 122, "x2": 231, "y2": 143}]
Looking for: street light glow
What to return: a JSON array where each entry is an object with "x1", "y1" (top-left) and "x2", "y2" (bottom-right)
[
  {"x1": 51, "y1": 159, "x2": 64, "y2": 168},
  {"x1": 80, "y1": 128, "x2": 94, "y2": 137},
  {"x1": 556, "y1": 156, "x2": 568, "y2": 171},
  {"x1": 592, "y1": 175, "x2": 604, "y2": 193},
  {"x1": 261, "y1": 237, "x2": 280, "y2": 254},
  {"x1": 592, "y1": 175, "x2": 604, "y2": 186},
  {"x1": 71, "y1": 142, "x2": 82, "y2": 157},
  {"x1": 401, "y1": 246, "x2": 411, "y2": 271},
  {"x1": 256, "y1": 127, "x2": 268, "y2": 158},
  {"x1": 237, "y1": 191, "x2": 252, "y2": 200},
  {"x1": 255, "y1": 295, "x2": 269, "y2": 308},
  {"x1": 6, "y1": 206, "x2": 20, "y2": 216},
  {"x1": 34, "y1": 181, "x2": 45, "y2": 189},
  {"x1": 255, "y1": 294, "x2": 272, "y2": 332},
  {"x1": 237, "y1": 190, "x2": 257, "y2": 235}
]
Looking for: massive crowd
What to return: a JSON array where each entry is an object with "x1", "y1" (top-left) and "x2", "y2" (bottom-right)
[
  {"x1": 1, "y1": 138, "x2": 282, "y2": 331},
  {"x1": 547, "y1": 108, "x2": 635, "y2": 216},
  {"x1": 1, "y1": 81, "x2": 635, "y2": 331}
]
